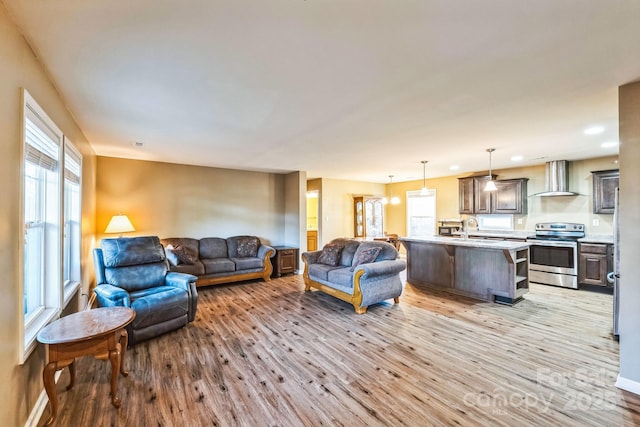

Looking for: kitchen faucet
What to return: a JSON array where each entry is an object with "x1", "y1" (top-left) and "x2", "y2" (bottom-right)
[{"x1": 463, "y1": 217, "x2": 478, "y2": 240}]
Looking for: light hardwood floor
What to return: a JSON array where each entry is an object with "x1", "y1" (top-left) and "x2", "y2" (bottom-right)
[{"x1": 40, "y1": 275, "x2": 640, "y2": 426}]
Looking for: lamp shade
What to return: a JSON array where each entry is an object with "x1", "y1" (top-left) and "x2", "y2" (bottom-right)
[
  {"x1": 484, "y1": 180, "x2": 498, "y2": 192},
  {"x1": 105, "y1": 214, "x2": 135, "y2": 234}
]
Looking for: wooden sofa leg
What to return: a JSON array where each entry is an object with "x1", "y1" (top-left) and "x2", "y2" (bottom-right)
[
  {"x1": 354, "y1": 305, "x2": 367, "y2": 314},
  {"x1": 393, "y1": 297, "x2": 400, "y2": 304}
]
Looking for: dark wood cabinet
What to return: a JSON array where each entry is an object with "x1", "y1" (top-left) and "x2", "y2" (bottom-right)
[
  {"x1": 272, "y1": 246, "x2": 299, "y2": 277},
  {"x1": 578, "y1": 242, "x2": 613, "y2": 286},
  {"x1": 493, "y1": 179, "x2": 528, "y2": 214},
  {"x1": 458, "y1": 177, "x2": 475, "y2": 214},
  {"x1": 592, "y1": 169, "x2": 619, "y2": 214},
  {"x1": 473, "y1": 176, "x2": 493, "y2": 214},
  {"x1": 458, "y1": 176, "x2": 527, "y2": 214}
]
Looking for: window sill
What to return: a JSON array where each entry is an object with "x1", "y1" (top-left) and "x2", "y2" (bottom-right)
[
  {"x1": 21, "y1": 307, "x2": 58, "y2": 364},
  {"x1": 63, "y1": 281, "x2": 81, "y2": 308}
]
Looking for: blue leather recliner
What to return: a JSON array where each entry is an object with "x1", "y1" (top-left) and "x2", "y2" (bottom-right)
[{"x1": 93, "y1": 236, "x2": 198, "y2": 345}]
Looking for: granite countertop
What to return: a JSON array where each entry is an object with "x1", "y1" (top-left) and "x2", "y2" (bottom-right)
[
  {"x1": 401, "y1": 236, "x2": 529, "y2": 250},
  {"x1": 453, "y1": 230, "x2": 532, "y2": 240},
  {"x1": 579, "y1": 234, "x2": 614, "y2": 244}
]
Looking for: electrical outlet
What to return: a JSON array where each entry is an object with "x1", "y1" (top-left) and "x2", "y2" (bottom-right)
[
  {"x1": 593, "y1": 218, "x2": 600, "y2": 226},
  {"x1": 517, "y1": 218, "x2": 523, "y2": 225}
]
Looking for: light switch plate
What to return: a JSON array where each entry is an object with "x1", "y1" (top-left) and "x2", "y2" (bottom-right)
[{"x1": 593, "y1": 218, "x2": 600, "y2": 226}]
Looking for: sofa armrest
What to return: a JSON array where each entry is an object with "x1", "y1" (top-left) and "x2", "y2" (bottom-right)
[
  {"x1": 166, "y1": 272, "x2": 198, "y2": 322},
  {"x1": 258, "y1": 244, "x2": 276, "y2": 259},
  {"x1": 302, "y1": 250, "x2": 323, "y2": 265},
  {"x1": 94, "y1": 284, "x2": 131, "y2": 307},
  {"x1": 354, "y1": 259, "x2": 407, "y2": 278},
  {"x1": 166, "y1": 271, "x2": 198, "y2": 291}
]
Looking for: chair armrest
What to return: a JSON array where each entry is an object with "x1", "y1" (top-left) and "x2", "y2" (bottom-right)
[
  {"x1": 94, "y1": 284, "x2": 131, "y2": 307},
  {"x1": 166, "y1": 272, "x2": 198, "y2": 291},
  {"x1": 258, "y1": 245, "x2": 276, "y2": 259},
  {"x1": 354, "y1": 259, "x2": 407, "y2": 277},
  {"x1": 302, "y1": 250, "x2": 322, "y2": 265}
]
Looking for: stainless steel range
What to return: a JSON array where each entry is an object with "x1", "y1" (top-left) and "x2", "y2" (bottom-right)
[{"x1": 527, "y1": 222, "x2": 585, "y2": 289}]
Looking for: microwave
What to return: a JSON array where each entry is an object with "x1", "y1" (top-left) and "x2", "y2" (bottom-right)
[{"x1": 438, "y1": 226, "x2": 461, "y2": 236}]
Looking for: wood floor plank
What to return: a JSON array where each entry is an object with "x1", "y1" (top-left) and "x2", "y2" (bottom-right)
[{"x1": 40, "y1": 275, "x2": 640, "y2": 426}]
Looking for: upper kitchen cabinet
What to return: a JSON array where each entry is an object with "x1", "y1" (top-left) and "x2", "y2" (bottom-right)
[
  {"x1": 493, "y1": 179, "x2": 528, "y2": 214},
  {"x1": 592, "y1": 169, "x2": 619, "y2": 214},
  {"x1": 458, "y1": 177, "x2": 528, "y2": 214},
  {"x1": 458, "y1": 177, "x2": 475, "y2": 214}
]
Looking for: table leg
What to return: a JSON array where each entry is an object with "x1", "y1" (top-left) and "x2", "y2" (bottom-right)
[
  {"x1": 119, "y1": 329, "x2": 129, "y2": 377},
  {"x1": 42, "y1": 362, "x2": 58, "y2": 426},
  {"x1": 108, "y1": 346, "x2": 122, "y2": 408},
  {"x1": 66, "y1": 360, "x2": 75, "y2": 390}
]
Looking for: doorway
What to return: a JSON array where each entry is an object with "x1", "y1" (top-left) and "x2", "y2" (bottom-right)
[{"x1": 306, "y1": 191, "x2": 319, "y2": 251}]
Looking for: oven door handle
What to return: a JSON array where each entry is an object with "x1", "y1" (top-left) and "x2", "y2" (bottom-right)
[{"x1": 526, "y1": 240, "x2": 577, "y2": 248}]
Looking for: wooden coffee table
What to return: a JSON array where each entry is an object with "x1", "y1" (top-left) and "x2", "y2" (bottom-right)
[{"x1": 37, "y1": 307, "x2": 136, "y2": 426}]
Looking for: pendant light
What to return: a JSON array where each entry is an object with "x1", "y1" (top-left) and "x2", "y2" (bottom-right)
[
  {"x1": 420, "y1": 160, "x2": 429, "y2": 195},
  {"x1": 383, "y1": 175, "x2": 401, "y2": 205},
  {"x1": 484, "y1": 148, "x2": 497, "y2": 192}
]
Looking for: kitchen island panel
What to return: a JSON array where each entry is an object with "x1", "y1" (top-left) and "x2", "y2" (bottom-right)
[
  {"x1": 401, "y1": 237, "x2": 529, "y2": 304},
  {"x1": 406, "y1": 241, "x2": 454, "y2": 289}
]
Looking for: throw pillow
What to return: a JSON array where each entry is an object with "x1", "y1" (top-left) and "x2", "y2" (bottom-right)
[
  {"x1": 236, "y1": 238, "x2": 259, "y2": 258},
  {"x1": 318, "y1": 243, "x2": 344, "y2": 266},
  {"x1": 351, "y1": 247, "x2": 381, "y2": 271},
  {"x1": 172, "y1": 245, "x2": 198, "y2": 265},
  {"x1": 164, "y1": 244, "x2": 181, "y2": 266}
]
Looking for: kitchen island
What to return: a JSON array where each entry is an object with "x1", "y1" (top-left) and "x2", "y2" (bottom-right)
[{"x1": 401, "y1": 236, "x2": 530, "y2": 304}]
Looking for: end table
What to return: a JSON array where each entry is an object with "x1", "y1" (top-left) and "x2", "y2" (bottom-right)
[
  {"x1": 37, "y1": 307, "x2": 135, "y2": 426},
  {"x1": 272, "y1": 246, "x2": 299, "y2": 277}
]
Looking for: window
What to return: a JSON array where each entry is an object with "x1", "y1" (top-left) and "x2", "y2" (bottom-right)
[
  {"x1": 63, "y1": 140, "x2": 82, "y2": 304},
  {"x1": 406, "y1": 190, "x2": 437, "y2": 237},
  {"x1": 20, "y1": 90, "x2": 67, "y2": 363}
]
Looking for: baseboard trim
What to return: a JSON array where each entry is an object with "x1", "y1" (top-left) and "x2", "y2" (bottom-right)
[
  {"x1": 615, "y1": 374, "x2": 640, "y2": 396},
  {"x1": 25, "y1": 370, "x2": 62, "y2": 427}
]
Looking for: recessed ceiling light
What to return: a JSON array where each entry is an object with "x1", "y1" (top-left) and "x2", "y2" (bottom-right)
[
  {"x1": 601, "y1": 141, "x2": 619, "y2": 148},
  {"x1": 584, "y1": 126, "x2": 605, "y2": 135},
  {"x1": 510, "y1": 155, "x2": 524, "y2": 161},
  {"x1": 449, "y1": 165, "x2": 460, "y2": 171}
]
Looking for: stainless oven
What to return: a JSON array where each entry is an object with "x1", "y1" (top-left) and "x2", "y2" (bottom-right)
[{"x1": 527, "y1": 222, "x2": 584, "y2": 289}]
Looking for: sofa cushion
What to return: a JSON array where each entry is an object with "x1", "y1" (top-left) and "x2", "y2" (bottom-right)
[
  {"x1": 350, "y1": 247, "x2": 381, "y2": 271},
  {"x1": 170, "y1": 260, "x2": 205, "y2": 276},
  {"x1": 237, "y1": 238, "x2": 259, "y2": 258},
  {"x1": 199, "y1": 238, "x2": 228, "y2": 259},
  {"x1": 171, "y1": 245, "x2": 199, "y2": 265},
  {"x1": 326, "y1": 238, "x2": 361, "y2": 267},
  {"x1": 308, "y1": 263, "x2": 344, "y2": 281},
  {"x1": 102, "y1": 236, "x2": 165, "y2": 268},
  {"x1": 161, "y1": 238, "x2": 200, "y2": 258},
  {"x1": 202, "y1": 258, "x2": 236, "y2": 274},
  {"x1": 231, "y1": 257, "x2": 263, "y2": 270},
  {"x1": 318, "y1": 243, "x2": 343, "y2": 266},
  {"x1": 164, "y1": 246, "x2": 181, "y2": 266},
  {"x1": 129, "y1": 286, "x2": 189, "y2": 330},
  {"x1": 227, "y1": 235, "x2": 261, "y2": 258},
  {"x1": 327, "y1": 267, "x2": 355, "y2": 289},
  {"x1": 105, "y1": 262, "x2": 168, "y2": 292}
]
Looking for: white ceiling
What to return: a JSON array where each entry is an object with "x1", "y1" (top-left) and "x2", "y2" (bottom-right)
[{"x1": 4, "y1": 0, "x2": 638, "y2": 182}]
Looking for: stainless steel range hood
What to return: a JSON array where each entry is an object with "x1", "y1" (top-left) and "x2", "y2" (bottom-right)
[{"x1": 533, "y1": 160, "x2": 578, "y2": 197}]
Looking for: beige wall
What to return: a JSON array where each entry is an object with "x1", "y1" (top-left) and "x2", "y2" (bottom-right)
[
  {"x1": 618, "y1": 81, "x2": 640, "y2": 390},
  {"x1": 385, "y1": 156, "x2": 619, "y2": 236},
  {"x1": 315, "y1": 178, "x2": 386, "y2": 246},
  {"x1": 0, "y1": 4, "x2": 96, "y2": 425},
  {"x1": 96, "y1": 157, "x2": 290, "y2": 245}
]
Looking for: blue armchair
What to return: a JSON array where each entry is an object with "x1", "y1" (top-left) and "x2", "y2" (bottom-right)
[{"x1": 93, "y1": 236, "x2": 198, "y2": 345}]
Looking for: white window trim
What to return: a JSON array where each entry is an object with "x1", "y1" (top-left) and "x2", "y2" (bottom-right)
[
  {"x1": 62, "y1": 138, "x2": 82, "y2": 306},
  {"x1": 19, "y1": 89, "x2": 64, "y2": 364}
]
